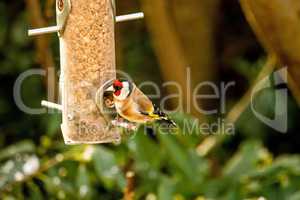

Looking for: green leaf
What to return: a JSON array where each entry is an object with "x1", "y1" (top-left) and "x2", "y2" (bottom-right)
[
  {"x1": 0, "y1": 140, "x2": 35, "y2": 161},
  {"x1": 290, "y1": 191, "x2": 300, "y2": 200},
  {"x1": 92, "y1": 146, "x2": 125, "y2": 189},
  {"x1": 159, "y1": 134, "x2": 194, "y2": 179},
  {"x1": 27, "y1": 181, "x2": 43, "y2": 200},
  {"x1": 223, "y1": 140, "x2": 269, "y2": 180},
  {"x1": 158, "y1": 134, "x2": 207, "y2": 186},
  {"x1": 76, "y1": 164, "x2": 91, "y2": 199},
  {"x1": 158, "y1": 176, "x2": 176, "y2": 200},
  {"x1": 128, "y1": 128, "x2": 161, "y2": 171},
  {"x1": 248, "y1": 156, "x2": 300, "y2": 178}
]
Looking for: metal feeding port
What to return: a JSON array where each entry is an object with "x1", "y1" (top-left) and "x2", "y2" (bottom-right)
[{"x1": 28, "y1": 0, "x2": 144, "y2": 144}]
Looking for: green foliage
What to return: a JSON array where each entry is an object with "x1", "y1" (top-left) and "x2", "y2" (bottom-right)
[
  {"x1": 1, "y1": 1, "x2": 300, "y2": 200},
  {"x1": 2, "y1": 122, "x2": 300, "y2": 199}
]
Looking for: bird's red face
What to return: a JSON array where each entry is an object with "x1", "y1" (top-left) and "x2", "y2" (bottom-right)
[{"x1": 113, "y1": 80, "x2": 123, "y2": 96}]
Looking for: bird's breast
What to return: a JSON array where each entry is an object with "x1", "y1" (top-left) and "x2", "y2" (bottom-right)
[{"x1": 114, "y1": 100, "x2": 153, "y2": 123}]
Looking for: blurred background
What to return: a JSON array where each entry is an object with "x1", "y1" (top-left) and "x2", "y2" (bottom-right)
[{"x1": 1, "y1": 0, "x2": 300, "y2": 199}]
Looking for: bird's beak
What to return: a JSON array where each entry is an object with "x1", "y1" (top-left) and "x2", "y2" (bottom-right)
[{"x1": 106, "y1": 85, "x2": 114, "y2": 92}]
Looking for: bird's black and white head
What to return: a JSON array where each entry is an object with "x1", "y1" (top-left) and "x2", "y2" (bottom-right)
[{"x1": 109, "y1": 79, "x2": 131, "y2": 100}]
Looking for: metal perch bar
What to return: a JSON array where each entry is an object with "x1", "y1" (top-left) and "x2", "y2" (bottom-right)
[
  {"x1": 28, "y1": 12, "x2": 144, "y2": 36},
  {"x1": 28, "y1": 26, "x2": 61, "y2": 36},
  {"x1": 116, "y1": 12, "x2": 144, "y2": 23},
  {"x1": 41, "y1": 100, "x2": 62, "y2": 111},
  {"x1": 41, "y1": 100, "x2": 137, "y2": 131},
  {"x1": 41, "y1": 99, "x2": 137, "y2": 131}
]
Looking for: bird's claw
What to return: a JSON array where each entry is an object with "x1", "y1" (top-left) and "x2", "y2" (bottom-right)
[{"x1": 111, "y1": 119, "x2": 137, "y2": 131}]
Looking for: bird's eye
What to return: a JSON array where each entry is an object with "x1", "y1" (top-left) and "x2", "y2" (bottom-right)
[{"x1": 115, "y1": 86, "x2": 122, "y2": 90}]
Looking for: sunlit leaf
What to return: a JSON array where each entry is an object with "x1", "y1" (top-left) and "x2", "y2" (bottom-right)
[
  {"x1": 0, "y1": 141, "x2": 35, "y2": 161},
  {"x1": 158, "y1": 176, "x2": 175, "y2": 200},
  {"x1": 27, "y1": 181, "x2": 43, "y2": 200},
  {"x1": 223, "y1": 140, "x2": 269, "y2": 180},
  {"x1": 128, "y1": 127, "x2": 162, "y2": 171},
  {"x1": 76, "y1": 164, "x2": 91, "y2": 199},
  {"x1": 92, "y1": 146, "x2": 125, "y2": 189}
]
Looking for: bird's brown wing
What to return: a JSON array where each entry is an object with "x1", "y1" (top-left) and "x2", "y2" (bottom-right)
[{"x1": 131, "y1": 86, "x2": 154, "y2": 114}]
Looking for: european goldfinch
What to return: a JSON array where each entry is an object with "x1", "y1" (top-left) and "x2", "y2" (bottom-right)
[{"x1": 107, "y1": 79, "x2": 176, "y2": 127}]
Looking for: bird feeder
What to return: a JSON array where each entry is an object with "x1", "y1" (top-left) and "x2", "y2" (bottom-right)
[{"x1": 28, "y1": 0, "x2": 144, "y2": 144}]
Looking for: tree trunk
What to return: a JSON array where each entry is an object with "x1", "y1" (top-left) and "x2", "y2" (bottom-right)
[
  {"x1": 140, "y1": 0, "x2": 219, "y2": 120},
  {"x1": 240, "y1": 0, "x2": 300, "y2": 105},
  {"x1": 170, "y1": 0, "x2": 219, "y2": 96}
]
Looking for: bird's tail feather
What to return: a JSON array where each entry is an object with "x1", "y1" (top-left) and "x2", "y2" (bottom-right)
[
  {"x1": 152, "y1": 109, "x2": 177, "y2": 128},
  {"x1": 157, "y1": 118, "x2": 178, "y2": 130}
]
